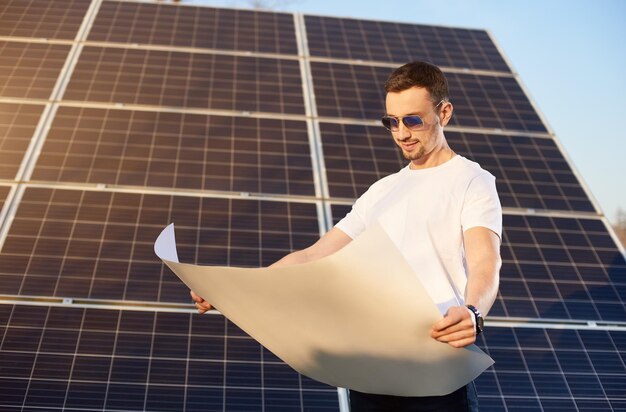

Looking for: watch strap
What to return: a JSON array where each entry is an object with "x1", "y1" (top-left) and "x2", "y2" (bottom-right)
[{"x1": 465, "y1": 304, "x2": 483, "y2": 335}]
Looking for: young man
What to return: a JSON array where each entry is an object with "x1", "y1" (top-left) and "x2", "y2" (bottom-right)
[{"x1": 192, "y1": 61, "x2": 502, "y2": 411}]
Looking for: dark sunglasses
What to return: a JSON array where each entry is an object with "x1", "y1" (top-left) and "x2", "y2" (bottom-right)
[{"x1": 381, "y1": 100, "x2": 445, "y2": 132}]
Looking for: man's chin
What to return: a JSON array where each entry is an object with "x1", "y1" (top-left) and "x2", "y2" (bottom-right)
[{"x1": 403, "y1": 150, "x2": 424, "y2": 161}]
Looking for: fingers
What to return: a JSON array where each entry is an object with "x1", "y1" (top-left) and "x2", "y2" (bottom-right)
[
  {"x1": 190, "y1": 290, "x2": 212, "y2": 314},
  {"x1": 430, "y1": 320, "x2": 473, "y2": 341},
  {"x1": 430, "y1": 305, "x2": 476, "y2": 348},
  {"x1": 431, "y1": 305, "x2": 469, "y2": 332},
  {"x1": 431, "y1": 319, "x2": 471, "y2": 337},
  {"x1": 190, "y1": 290, "x2": 203, "y2": 303},
  {"x1": 432, "y1": 327, "x2": 476, "y2": 347},
  {"x1": 194, "y1": 301, "x2": 211, "y2": 314},
  {"x1": 441, "y1": 335, "x2": 476, "y2": 348}
]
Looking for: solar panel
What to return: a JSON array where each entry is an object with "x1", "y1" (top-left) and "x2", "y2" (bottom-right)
[
  {"x1": 321, "y1": 123, "x2": 595, "y2": 212},
  {"x1": 447, "y1": 132, "x2": 594, "y2": 212},
  {"x1": 320, "y1": 122, "x2": 406, "y2": 199},
  {"x1": 63, "y1": 46, "x2": 305, "y2": 114},
  {"x1": 330, "y1": 205, "x2": 625, "y2": 322},
  {"x1": 496, "y1": 214, "x2": 626, "y2": 322},
  {"x1": 305, "y1": 15, "x2": 511, "y2": 72},
  {"x1": 31, "y1": 106, "x2": 315, "y2": 195},
  {"x1": 0, "y1": 303, "x2": 340, "y2": 411},
  {"x1": 311, "y1": 62, "x2": 547, "y2": 133},
  {"x1": 0, "y1": 103, "x2": 45, "y2": 180},
  {"x1": 476, "y1": 326, "x2": 626, "y2": 411},
  {"x1": 0, "y1": 187, "x2": 320, "y2": 303},
  {"x1": 0, "y1": 0, "x2": 90, "y2": 40},
  {"x1": 89, "y1": 1, "x2": 298, "y2": 55},
  {"x1": 0, "y1": 41, "x2": 71, "y2": 100}
]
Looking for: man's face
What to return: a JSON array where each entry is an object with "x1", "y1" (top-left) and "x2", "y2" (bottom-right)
[{"x1": 384, "y1": 87, "x2": 449, "y2": 164}]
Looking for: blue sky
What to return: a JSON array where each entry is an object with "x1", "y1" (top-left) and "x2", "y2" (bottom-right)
[{"x1": 200, "y1": 0, "x2": 626, "y2": 224}]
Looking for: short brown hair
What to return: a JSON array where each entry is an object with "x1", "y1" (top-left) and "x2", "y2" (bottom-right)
[{"x1": 384, "y1": 61, "x2": 449, "y2": 104}]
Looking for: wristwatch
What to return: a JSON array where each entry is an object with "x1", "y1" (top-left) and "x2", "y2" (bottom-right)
[{"x1": 465, "y1": 304, "x2": 484, "y2": 335}]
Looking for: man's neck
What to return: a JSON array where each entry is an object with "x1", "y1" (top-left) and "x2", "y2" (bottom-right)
[{"x1": 409, "y1": 147, "x2": 456, "y2": 170}]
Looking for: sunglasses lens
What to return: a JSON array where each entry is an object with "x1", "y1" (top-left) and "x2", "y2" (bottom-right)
[
  {"x1": 381, "y1": 117, "x2": 399, "y2": 131},
  {"x1": 402, "y1": 115, "x2": 424, "y2": 130}
]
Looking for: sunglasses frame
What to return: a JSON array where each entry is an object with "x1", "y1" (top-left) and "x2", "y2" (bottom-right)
[{"x1": 381, "y1": 100, "x2": 445, "y2": 132}]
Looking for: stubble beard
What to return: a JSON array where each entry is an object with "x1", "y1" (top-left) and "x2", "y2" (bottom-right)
[{"x1": 402, "y1": 145, "x2": 426, "y2": 161}]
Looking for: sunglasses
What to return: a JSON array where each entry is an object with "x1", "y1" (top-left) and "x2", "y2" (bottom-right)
[{"x1": 381, "y1": 100, "x2": 445, "y2": 132}]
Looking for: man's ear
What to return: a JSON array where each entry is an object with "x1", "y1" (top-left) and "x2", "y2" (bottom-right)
[{"x1": 439, "y1": 101, "x2": 454, "y2": 127}]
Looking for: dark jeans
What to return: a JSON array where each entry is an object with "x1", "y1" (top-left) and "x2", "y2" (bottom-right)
[{"x1": 349, "y1": 382, "x2": 479, "y2": 412}]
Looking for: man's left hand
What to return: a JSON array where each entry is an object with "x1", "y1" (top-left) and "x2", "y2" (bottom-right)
[{"x1": 430, "y1": 305, "x2": 476, "y2": 348}]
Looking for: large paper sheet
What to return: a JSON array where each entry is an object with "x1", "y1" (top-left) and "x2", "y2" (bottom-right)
[{"x1": 154, "y1": 222, "x2": 493, "y2": 396}]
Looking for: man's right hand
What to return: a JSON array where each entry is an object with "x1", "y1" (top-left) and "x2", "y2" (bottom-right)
[{"x1": 190, "y1": 290, "x2": 212, "y2": 314}]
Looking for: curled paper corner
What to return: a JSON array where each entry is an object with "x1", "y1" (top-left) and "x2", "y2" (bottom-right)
[{"x1": 154, "y1": 223, "x2": 179, "y2": 263}]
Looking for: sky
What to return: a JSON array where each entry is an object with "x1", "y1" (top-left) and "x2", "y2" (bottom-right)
[{"x1": 198, "y1": 0, "x2": 626, "y2": 224}]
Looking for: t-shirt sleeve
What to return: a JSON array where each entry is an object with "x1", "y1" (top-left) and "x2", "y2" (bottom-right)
[
  {"x1": 461, "y1": 172, "x2": 502, "y2": 239},
  {"x1": 334, "y1": 193, "x2": 369, "y2": 240}
]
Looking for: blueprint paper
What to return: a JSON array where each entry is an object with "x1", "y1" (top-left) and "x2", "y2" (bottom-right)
[{"x1": 154, "y1": 222, "x2": 493, "y2": 396}]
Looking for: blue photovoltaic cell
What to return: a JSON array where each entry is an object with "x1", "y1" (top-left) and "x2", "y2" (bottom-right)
[{"x1": 0, "y1": 304, "x2": 340, "y2": 411}]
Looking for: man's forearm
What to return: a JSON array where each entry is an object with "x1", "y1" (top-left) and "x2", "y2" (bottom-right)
[
  {"x1": 464, "y1": 256, "x2": 501, "y2": 317},
  {"x1": 269, "y1": 227, "x2": 353, "y2": 268},
  {"x1": 269, "y1": 249, "x2": 311, "y2": 268},
  {"x1": 462, "y1": 226, "x2": 502, "y2": 317}
]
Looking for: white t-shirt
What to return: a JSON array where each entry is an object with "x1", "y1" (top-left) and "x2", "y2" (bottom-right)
[{"x1": 335, "y1": 155, "x2": 502, "y2": 314}]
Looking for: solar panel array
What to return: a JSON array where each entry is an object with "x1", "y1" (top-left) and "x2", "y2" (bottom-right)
[{"x1": 0, "y1": 0, "x2": 624, "y2": 410}]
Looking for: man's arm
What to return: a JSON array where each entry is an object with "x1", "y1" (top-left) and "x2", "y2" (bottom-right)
[
  {"x1": 430, "y1": 226, "x2": 501, "y2": 348},
  {"x1": 269, "y1": 227, "x2": 353, "y2": 267},
  {"x1": 191, "y1": 227, "x2": 353, "y2": 313}
]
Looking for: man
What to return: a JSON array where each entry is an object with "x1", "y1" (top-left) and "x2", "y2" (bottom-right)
[{"x1": 192, "y1": 61, "x2": 502, "y2": 411}]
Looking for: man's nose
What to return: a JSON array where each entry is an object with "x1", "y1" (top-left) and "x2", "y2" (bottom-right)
[{"x1": 397, "y1": 121, "x2": 412, "y2": 139}]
